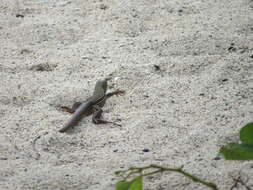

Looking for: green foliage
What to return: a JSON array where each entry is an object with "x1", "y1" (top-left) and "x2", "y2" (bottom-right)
[
  {"x1": 219, "y1": 122, "x2": 253, "y2": 160},
  {"x1": 115, "y1": 177, "x2": 142, "y2": 190},
  {"x1": 116, "y1": 181, "x2": 131, "y2": 190},
  {"x1": 240, "y1": 122, "x2": 253, "y2": 144},
  {"x1": 115, "y1": 165, "x2": 217, "y2": 190},
  {"x1": 115, "y1": 123, "x2": 253, "y2": 189},
  {"x1": 220, "y1": 143, "x2": 253, "y2": 160},
  {"x1": 129, "y1": 177, "x2": 142, "y2": 190}
]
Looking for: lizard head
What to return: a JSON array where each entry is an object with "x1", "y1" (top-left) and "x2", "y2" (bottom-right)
[{"x1": 94, "y1": 79, "x2": 107, "y2": 93}]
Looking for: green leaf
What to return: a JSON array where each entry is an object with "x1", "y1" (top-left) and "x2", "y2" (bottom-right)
[
  {"x1": 130, "y1": 177, "x2": 142, "y2": 190},
  {"x1": 220, "y1": 142, "x2": 253, "y2": 160},
  {"x1": 115, "y1": 177, "x2": 142, "y2": 190},
  {"x1": 115, "y1": 180, "x2": 131, "y2": 190},
  {"x1": 240, "y1": 122, "x2": 253, "y2": 144}
]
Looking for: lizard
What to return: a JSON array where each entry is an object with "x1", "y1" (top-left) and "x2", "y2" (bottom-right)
[
  {"x1": 58, "y1": 79, "x2": 124, "y2": 133},
  {"x1": 31, "y1": 79, "x2": 124, "y2": 159}
]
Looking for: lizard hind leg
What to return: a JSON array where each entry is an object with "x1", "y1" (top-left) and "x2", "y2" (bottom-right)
[
  {"x1": 92, "y1": 105, "x2": 104, "y2": 124},
  {"x1": 92, "y1": 105, "x2": 121, "y2": 126}
]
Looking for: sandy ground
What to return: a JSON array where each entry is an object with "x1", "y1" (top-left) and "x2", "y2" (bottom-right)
[{"x1": 0, "y1": 0, "x2": 253, "y2": 189}]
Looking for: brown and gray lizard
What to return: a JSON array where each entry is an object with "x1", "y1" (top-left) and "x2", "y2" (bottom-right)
[
  {"x1": 58, "y1": 79, "x2": 124, "y2": 132},
  {"x1": 32, "y1": 79, "x2": 124, "y2": 160}
]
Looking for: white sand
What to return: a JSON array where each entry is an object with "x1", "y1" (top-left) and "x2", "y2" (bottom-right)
[{"x1": 0, "y1": 0, "x2": 253, "y2": 189}]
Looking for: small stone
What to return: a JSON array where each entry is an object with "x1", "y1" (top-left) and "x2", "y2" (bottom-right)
[
  {"x1": 214, "y1": 156, "x2": 221, "y2": 160},
  {"x1": 228, "y1": 43, "x2": 236, "y2": 52},
  {"x1": 153, "y1": 64, "x2": 161, "y2": 71},
  {"x1": 143, "y1": 148, "x2": 150, "y2": 152},
  {"x1": 16, "y1": 14, "x2": 24, "y2": 18},
  {"x1": 227, "y1": 46, "x2": 234, "y2": 51},
  {"x1": 21, "y1": 49, "x2": 31, "y2": 54},
  {"x1": 29, "y1": 63, "x2": 56, "y2": 72},
  {"x1": 100, "y1": 4, "x2": 108, "y2": 10}
]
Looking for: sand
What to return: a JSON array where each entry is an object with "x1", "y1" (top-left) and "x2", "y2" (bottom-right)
[{"x1": 0, "y1": 0, "x2": 253, "y2": 189}]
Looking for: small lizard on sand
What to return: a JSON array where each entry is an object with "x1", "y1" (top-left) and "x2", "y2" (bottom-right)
[
  {"x1": 32, "y1": 79, "x2": 124, "y2": 159},
  {"x1": 59, "y1": 79, "x2": 124, "y2": 132}
]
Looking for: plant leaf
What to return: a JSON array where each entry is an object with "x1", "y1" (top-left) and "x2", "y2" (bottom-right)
[
  {"x1": 115, "y1": 180, "x2": 131, "y2": 190},
  {"x1": 240, "y1": 122, "x2": 253, "y2": 144},
  {"x1": 130, "y1": 177, "x2": 142, "y2": 190},
  {"x1": 220, "y1": 142, "x2": 253, "y2": 160}
]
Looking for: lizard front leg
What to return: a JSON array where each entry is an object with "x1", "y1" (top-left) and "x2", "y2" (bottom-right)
[
  {"x1": 105, "y1": 90, "x2": 125, "y2": 99},
  {"x1": 92, "y1": 105, "x2": 121, "y2": 126}
]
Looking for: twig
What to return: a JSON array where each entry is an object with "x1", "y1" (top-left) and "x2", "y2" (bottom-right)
[
  {"x1": 115, "y1": 164, "x2": 218, "y2": 190},
  {"x1": 230, "y1": 171, "x2": 252, "y2": 190}
]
